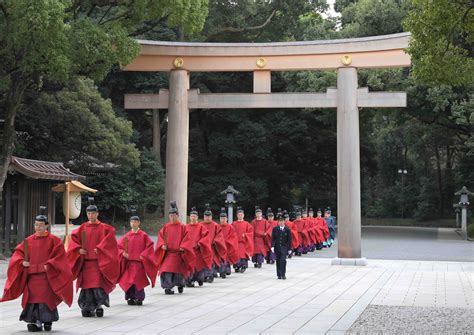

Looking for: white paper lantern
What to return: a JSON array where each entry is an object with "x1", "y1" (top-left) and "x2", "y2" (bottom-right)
[{"x1": 64, "y1": 192, "x2": 82, "y2": 220}]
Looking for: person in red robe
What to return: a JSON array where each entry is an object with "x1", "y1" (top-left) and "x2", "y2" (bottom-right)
[
  {"x1": 155, "y1": 201, "x2": 196, "y2": 295},
  {"x1": 308, "y1": 208, "x2": 322, "y2": 250},
  {"x1": 302, "y1": 209, "x2": 315, "y2": 252},
  {"x1": 185, "y1": 207, "x2": 212, "y2": 287},
  {"x1": 293, "y1": 210, "x2": 309, "y2": 256},
  {"x1": 283, "y1": 210, "x2": 299, "y2": 258},
  {"x1": 250, "y1": 206, "x2": 269, "y2": 268},
  {"x1": 316, "y1": 208, "x2": 330, "y2": 249},
  {"x1": 67, "y1": 198, "x2": 119, "y2": 318},
  {"x1": 231, "y1": 207, "x2": 254, "y2": 273},
  {"x1": 117, "y1": 210, "x2": 157, "y2": 306},
  {"x1": 218, "y1": 208, "x2": 240, "y2": 276},
  {"x1": 265, "y1": 208, "x2": 277, "y2": 264},
  {"x1": 201, "y1": 204, "x2": 227, "y2": 280},
  {"x1": 1, "y1": 207, "x2": 73, "y2": 332}
]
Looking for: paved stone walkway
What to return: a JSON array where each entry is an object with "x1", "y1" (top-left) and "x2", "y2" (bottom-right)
[
  {"x1": 0, "y1": 257, "x2": 472, "y2": 334},
  {"x1": 309, "y1": 227, "x2": 473, "y2": 262}
]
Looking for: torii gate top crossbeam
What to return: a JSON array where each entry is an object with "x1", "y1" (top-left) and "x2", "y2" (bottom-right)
[{"x1": 123, "y1": 33, "x2": 411, "y2": 72}]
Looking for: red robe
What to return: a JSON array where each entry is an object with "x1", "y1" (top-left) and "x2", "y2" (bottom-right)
[
  {"x1": 67, "y1": 221, "x2": 119, "y2": 294},
  {"x1": 294, "y1": 218, "x2": 310, "y2": 247},
  {"x1": 305, "y1": 218, "x2": 316, "y2": 244},
  {"x1": 1, "y1": 232, "x2": 73, "y2": 310},
  {"x1": 185, "y1": 223, "x2": 213, "y2": 272},
  {"x1": 220, "y1": 223, "x2": 240, "y2": 264},
  {"x1": 285, "y1": 220, "x2": 300, "y2": 249},
  {"x1": 201, "y1": 221, "x2": 227, "y2": 266},
  {"x1": 315, "y1": 217, "x2": 329, "y2": 241},
  {"x1": 265, "y1": 219, "x2": 278, "y2": 251},
  {"x1": 250, "y1": 218, "x2": 269, "y2": 255},
  {"x1": 117, "y1": 229, "x2": 158, "y2": 293},
  {"x1": 232, "y1": 220, "x2": 254, "y2": 259},
  {"x1": 155, "y1": 221, "x2": 195, "y2": 277}
]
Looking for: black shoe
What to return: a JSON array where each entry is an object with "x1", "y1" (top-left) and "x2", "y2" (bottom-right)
[
  {"x1": 234, "y1": 267, "x2": 240, "y2": 273},
  {"x1": 220, "y1": 273, "x2": 226, "y2": 279},
  {"x1": 165, "y1": 288, "x2": 174, "y2": 295},
  {"x1": 226, "y1": 272, "x2": 231, "y2": 276},
  {"x1": 186, "y1": 283, "x2": 195, "y2": 288},
  {"x1": 43, "y1": 322, "x2": 52, "y2": 331},
  {"x1": 81, "y1": 309, "x2": 95, "y2": 317},
  {"x1": 253, "y1": 263, "x2": 258, "y2": 268},
  {"x1": 127, "y1": 299, "x2": 136, "y2": 305},
  {"x1": 213, "y1": 273, "x2": 218, "y2": 277},
  {"x1": 282, "y1": 276, "x2": 286, "y2": 280},
  {"x1": 240, "y1": 267, "x2": 247, "y2": 273},
  {"x1": 206, "y1": 276, "x2": 214, "y2": 283},
  {"x1": 135, "y1": 300, "x2": 143, "y2": 306},
  {"x1": 27, "y1": 324, "x2": 42, "y2": 332},
  {"x1": 96, "y1": 308, "x2": 104, "y2": 317},
  {"x1": 277, "y1": 276, "x2": 281, "y2": 279},
  {"x1": 198, "y1": 281, "x2": 204, "y2": 286},
  {"x1": 270, "y1": 260, "x2": 275, "y2": 264},
  {"x1": 178, "y1": 286, "x2": 184, "y2": 294}
]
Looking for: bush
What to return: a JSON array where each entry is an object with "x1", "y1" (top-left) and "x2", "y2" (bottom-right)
[{"x1": 467, "y1": 224, "x2": 474, "y2": 239}]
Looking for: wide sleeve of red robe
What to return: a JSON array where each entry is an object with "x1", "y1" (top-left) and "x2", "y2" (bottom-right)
[
  {"x1": 232, "y1": 221, "x2": 254, "y2": 260},
  {"x1": 67, "y1": 222, "x2": 119, "y2": 293},
  {"x1": 2, "y1": 233, "x2": 73, "y2": 310},
  {"x1": 118, "y1": 230, "x2": 158, "y2": 291},
  {"x1": 286, "y1": 221, "x2": 300, "y2": 249},
  {"x1": 185, "y1": 224, "x2": 213, "y2": 272},
  {"x1": 221, "y1": 224, "x2": 239, "y2": 264},
  {"x1": 212, "y1": 224, "x2": 228, "y2": 265},
  {"x1": 265, "y1": 220, "x2": 278, "y2": 250},
  {"x1": 155, "y1": 223, "x2": 196, "y2": 278},
  {"x1": 251, "y1": 219, "x2": 269, "y2": 256},
  {"x1": 294, "y1": 219, "x2": 310, "y2": 247},
  {"x1": 244, "y1": 222, "x2": 254, "y2": 258}
]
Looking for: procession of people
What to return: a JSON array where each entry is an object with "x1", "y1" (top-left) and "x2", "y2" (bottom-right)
[{"x1": 1, "y1": 199, "x2": 335, "y2": 332}]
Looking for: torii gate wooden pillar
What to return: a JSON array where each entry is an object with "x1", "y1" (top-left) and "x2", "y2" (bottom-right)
[{"x1": 122, "y1": 33, "x2": 411, "y2": 265}]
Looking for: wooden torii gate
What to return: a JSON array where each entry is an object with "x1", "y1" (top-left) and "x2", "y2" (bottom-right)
[{"x1": 123, "y1": 32, "x2": 411, "y2": 265}]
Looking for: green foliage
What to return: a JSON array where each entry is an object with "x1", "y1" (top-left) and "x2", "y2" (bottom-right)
[
  {"x1": 339, "y1": 0, "x2": 412, "y2": 37},
  {"x1": 87, "y1": 149, "x2": 165, "y2": 221},
  {"x1": 403, "y1": 0, "x2": 474, "y2": 86},
  {"x1": 414, "y1": 177, "x2": 440, "y2": 221},
  {"x1": 16, "y1": 78, "x2": 140, "y2": 168},
  {"x1": 467, "y1": 223, "x2": 474, "y2": 239}
]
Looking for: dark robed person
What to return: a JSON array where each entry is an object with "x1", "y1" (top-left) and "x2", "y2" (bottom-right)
[{"x1": 271, "y1": 214, "x2": 292, "y2": 280}]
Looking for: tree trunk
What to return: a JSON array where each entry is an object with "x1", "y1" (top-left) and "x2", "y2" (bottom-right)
[
  {"x1": 434, "y1": 144, "x2": 444, "y2": 218},
  {"x1": 152, "y1": 109, "x2": 162, "y2": 167},
  {"x1": 0, "y1": 75, "x2": 26, "y2": 256}
]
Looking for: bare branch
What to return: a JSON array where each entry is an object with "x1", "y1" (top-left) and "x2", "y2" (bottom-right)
[{"x1": 207, "y1": 9, "x2": 277, "y2": 38}]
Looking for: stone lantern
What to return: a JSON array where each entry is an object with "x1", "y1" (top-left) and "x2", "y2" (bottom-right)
[
  {"x1": 454, "y1": 186, "x2": 472, "y2": 236},
  {"x1": 221, "y1": 185, "x2": 240, "y2": 223}
]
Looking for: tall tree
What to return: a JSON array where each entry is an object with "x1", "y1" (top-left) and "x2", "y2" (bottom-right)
[{"x1": 404, "y1": 0, "x2": 474, "y2": 86}]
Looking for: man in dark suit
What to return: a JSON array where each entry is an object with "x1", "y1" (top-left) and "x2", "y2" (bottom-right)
[{"x1": 271, "y1": 214, "x2": 292, "y2": 279}]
